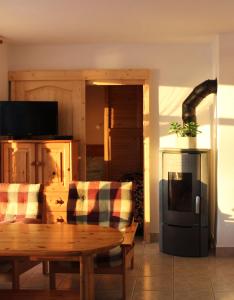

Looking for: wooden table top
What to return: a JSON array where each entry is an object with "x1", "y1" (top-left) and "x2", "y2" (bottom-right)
[{"x1": 0, "y1": 224, "x2": 123, "y2": 257}]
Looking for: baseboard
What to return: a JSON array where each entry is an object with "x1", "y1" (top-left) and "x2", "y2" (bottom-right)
[
  {"x1": 150, "y1": 233, "x2": 159, "y2": 242},
  {"x1": 215, "y1": 247, "x2": 234, "y2": 256}
]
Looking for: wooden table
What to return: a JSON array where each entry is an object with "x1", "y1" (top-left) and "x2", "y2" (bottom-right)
[{"x1": 0, "y1": 224, "x2": 123, "y2": 300}]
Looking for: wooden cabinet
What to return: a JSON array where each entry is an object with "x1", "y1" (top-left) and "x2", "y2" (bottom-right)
[
  {"x1": 37, "y1": 142, "x2": 72, "y2": 191},
  {"x1": 1, "y1": 139, "x2": 79, "y2": 223},
  {"x1": 45, "y1": 191, "x2": 69, "y2": 224},
  {"x1": 2, "y1": 142, "x2": 36, "y2": 183},
  {"x1": 0, "y1": 139, "x2": 78, "y2": 192}
]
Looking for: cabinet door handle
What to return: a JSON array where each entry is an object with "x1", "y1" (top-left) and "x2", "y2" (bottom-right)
[
  {"x1": 56, "y1": 216, "x2": 64, "y2": 223},
  {"x1": 195, "y1": 196, "x2": 200, "y2": 214},
  {"x1": 56, "y1": 198, "x2": 64, "y2": 205}
]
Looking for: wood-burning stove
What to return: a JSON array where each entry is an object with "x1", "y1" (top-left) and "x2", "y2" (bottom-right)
[{"x1": 159, "y1": 149, "x2": 209, "y2": 257}]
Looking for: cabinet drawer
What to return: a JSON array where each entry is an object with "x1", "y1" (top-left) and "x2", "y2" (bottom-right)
[
  {"x1": 46, "y1": 211, "x2": 67, "y2": 224},
  {"x1": 45, "y1": 192, "x2": 69, "y2": 212}
]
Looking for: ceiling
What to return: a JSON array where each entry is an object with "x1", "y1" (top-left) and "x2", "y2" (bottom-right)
[{"x1": 1, "y1": 0, "x2": 234, "y2": 44}]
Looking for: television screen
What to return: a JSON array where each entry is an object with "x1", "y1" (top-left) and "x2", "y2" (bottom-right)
[{"x1": 0, "y1": 101, "x2": 58, "y2": 138}]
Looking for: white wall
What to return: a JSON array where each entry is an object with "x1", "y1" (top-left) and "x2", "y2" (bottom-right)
[
  {"x1": 0, "y1": 42, "x2": 8, "y2": 100},
  {"x1": 216, "y1": 33, "x2": 234, "y2": 247},
  {"x1": 8, "y1": 43, "x2": 214, "y2": 235}
]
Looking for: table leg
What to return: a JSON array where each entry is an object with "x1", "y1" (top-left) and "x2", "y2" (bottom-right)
[{"x1": 80, "y1": 254, "x2": 94, "y2": 300}]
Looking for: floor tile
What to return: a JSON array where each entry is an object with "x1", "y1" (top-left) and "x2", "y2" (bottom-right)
[
  {"x1": 174, "y1": 290, "x2": 214, "y2": 300},
  {"x1": 142, "y1": 253, "x2": 173, "y2": 266},
  {"x1": 135, "y1": 274, "x2": 173, "y2": 292},
  {"x1": 133, "y1": 290, "x2": 173, "y2": 300},
  {"x1": 212, "y1": 275, "x2": 234, "y2": 292},
  {"x1": 56, "y1": 273, "x2": 80, "y2": 290},
  {"x1": 215, "y1": 292, "x2": 234, "y2": 300},
  {"x1": 95, "y1": 290, "x2": 122, "y2": 300},
  {"x1": 138, "y1": 263, "x2": 172, "y2": 277},
  {"x1": 174, "y1": 274, "x2": 213, "y2": 292},
  {"x1": 3, "y1": 241, "x2": 232, "y2": 299}
]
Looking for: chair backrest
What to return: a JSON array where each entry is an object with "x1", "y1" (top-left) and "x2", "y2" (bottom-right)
[
  {"x1": 67, "y1": 181, "x2": 133, "y2": 230},
  {"x1": 0, "y1": 183, "x2": 42, "y2": 223}
]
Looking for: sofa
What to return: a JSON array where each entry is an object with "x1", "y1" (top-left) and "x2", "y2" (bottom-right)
[
  {"x1": 49, "y1": 181, "x2": 137, "y2": 300},
  {"x1": 0, "y1": 183, "x2": 43, "y2": 289}
]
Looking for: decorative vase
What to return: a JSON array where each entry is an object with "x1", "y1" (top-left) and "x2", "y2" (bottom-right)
[{"x1": 176, "y1": 136, "x2": 197, "y2": 149}]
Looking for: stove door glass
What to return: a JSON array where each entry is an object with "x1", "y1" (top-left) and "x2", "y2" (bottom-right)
[{"x1": 168, "y1": 172, "x2": 192, "y2": 212}]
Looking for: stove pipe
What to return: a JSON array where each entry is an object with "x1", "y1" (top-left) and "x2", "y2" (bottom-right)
[{"x1": 182, "y1": 79, "x2": 217, "y2": 123}]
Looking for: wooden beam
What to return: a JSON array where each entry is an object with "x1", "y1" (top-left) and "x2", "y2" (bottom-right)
[{"x1": 9, "y1": 69, "x2": 150, "y2": 81}]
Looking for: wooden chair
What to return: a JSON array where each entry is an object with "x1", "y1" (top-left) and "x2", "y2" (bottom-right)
[
  {"x1": 0, "y1": 183, "x2": 44, "y2": 289},
  {"x1": 49, "y1": 181, "x2": 138, "y2": 300}
]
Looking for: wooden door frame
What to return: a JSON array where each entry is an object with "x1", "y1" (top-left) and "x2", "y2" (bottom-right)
[{"x1": 9, "y1": 69, "x2": 152, "y2": 242}]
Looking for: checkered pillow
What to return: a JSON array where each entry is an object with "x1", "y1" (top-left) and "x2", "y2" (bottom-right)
[
  {"x1": 0, "y1": 183, "x2": 42, "y2": 223},
  {"x1": 67, "y1": 181, "x2": 133, "y2": 231}
]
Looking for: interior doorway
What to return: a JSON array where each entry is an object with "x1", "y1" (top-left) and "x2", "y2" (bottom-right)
[{"x1": 86, "y1": 84, "x2": 144, "y2": 235}]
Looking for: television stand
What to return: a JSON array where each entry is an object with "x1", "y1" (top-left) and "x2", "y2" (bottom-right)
[{"x1": 0, "y1": 139, "x2": 79, "y2": 190}]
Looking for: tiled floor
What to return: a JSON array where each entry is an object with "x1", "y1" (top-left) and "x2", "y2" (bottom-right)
[{"x1": 1, "y1": 241, "x2": 234, "y2": 299}]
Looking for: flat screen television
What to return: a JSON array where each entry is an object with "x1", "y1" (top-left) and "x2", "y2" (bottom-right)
[{"x1": 0, "y1": 101, "x2": 58, "y2": 138}]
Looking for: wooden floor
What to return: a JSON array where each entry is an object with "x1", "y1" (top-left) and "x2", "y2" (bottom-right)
[{"x1": 1, "y1": 240, "x2": 234, "y2": 299}]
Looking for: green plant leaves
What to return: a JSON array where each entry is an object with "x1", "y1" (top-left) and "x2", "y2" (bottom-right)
[{"x1": 169, "y1": 121, "x2": 201, "y2": 137}]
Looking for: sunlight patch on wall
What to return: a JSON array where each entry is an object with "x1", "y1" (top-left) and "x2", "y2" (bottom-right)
[
  {"x1": 159, "y1": 85, "x2": 190, "y2": 148},
  {"x1": 196, "y1": 124, "x2": 210, "y2": 149},
  {"x1": 217, "y1": 84, "x2": 234, "y2": 118},
  {"x1": 159, "y1": 85, "x2": 213, "y2": 149},
  {"x1": 159, "y1": 85, "x2": 190, "y2": 116},
  {"x1": 216, "y1": 128, "x2": 234, "y2": 219},
  {"x1": 217, "y1": 84, "x2": 234, "y2": 223},
  {"x1": 143, "y1": 136, "x2": 150, "y2": 223}
]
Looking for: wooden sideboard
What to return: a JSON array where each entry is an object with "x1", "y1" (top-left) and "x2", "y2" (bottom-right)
[{"x1": 0, "y1": 139, "x2": 78, "y2": 223}]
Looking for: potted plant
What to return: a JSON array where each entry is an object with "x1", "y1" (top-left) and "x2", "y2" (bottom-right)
[{"x1": 169, "y1": 121, "x2": 201, "y2": 148}]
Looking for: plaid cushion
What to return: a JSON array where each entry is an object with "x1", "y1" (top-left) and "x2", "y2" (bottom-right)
[
  {"x1": 0, "y1": 183, "x2": 42, "y2": 223},
  {"x1": 66, "y1": 181, "x2": 133, "y2": 268},
  {"x1": 67, "y1": 181, "x2": 133, "y2": 230}
]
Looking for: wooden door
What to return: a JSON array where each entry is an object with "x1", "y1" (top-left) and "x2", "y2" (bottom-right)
[
  {"x1": 105, "y1": 86, "x2": 143, "y2": 180},
  {"x1": 37, "y1": 142, "x2": 71, "y2": 191},
  {"x1": 1, "y1": 142, "x2": 36, "y2": 183}
]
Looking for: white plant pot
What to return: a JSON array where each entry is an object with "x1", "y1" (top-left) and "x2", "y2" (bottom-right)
[{"x1": 176, "y1": 136, "x2": 197, "y2": 149}]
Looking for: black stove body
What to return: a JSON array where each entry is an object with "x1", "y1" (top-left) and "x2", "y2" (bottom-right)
[{"x1": 160, "y1": 149, "x2": 209, "y2": 257}]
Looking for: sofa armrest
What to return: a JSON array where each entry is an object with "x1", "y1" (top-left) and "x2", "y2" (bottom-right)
[{"x1": 121, "y1": 222, "x2": 138, "y2": 247}]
